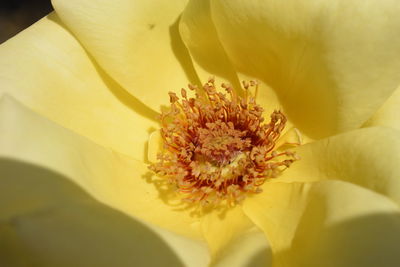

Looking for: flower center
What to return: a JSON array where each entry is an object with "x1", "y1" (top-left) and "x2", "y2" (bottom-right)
[
  {"x1": 149, "y1": 78, "x2": 299, "y2": 206},
  {"x1": 196, "y1": 121, "x2": 250, "y2": 166}
]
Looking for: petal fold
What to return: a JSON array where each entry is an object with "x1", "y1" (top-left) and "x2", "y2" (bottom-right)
[
  {"x1": 243, "y1": 180, "x2": 400, "y2": 267},
  {"x1": 278, "y1": 127, "x2": 400, "y2": 206},
  {"x1": 52, "y1": 0, "x2": 200, "y2": 110},
  {"x1": 0, "y1": 14, "x2": 157, "y2": 160},
  {"x1": 179, "y1": 0, "x2": 240, "y2": 88},
  {"x1": 211, "y1": 0, "x2": 400, "y2": 138},
  {"x1": 201, "y1": 206, "x2": 270, "y2": 266},
  {"x1": 364, "y1": 86, "x2": 400, "y2": 131}
]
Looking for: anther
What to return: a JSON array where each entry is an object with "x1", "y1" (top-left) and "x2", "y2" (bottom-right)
[{"x1": 149, "y1": 79, "x2": 299, "y2": 207}]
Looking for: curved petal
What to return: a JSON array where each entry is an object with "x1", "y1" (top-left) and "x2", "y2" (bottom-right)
[
  {"x1": 277, "y1": 127, "x2": 400, "y2": 206},
  {"x1": 52, "y1": 0, "x2": 200, "y2": 111},
  {"x1": 201, "y1": 206, "x2": 265, "y2": 266},
  {"x1": 0, "y1": 159, "x2": 186, "y2": 267},
  {"x1": 179, "y1": 0, "x2": 240, "y2": 88},
  {"x1": 0, "y1": 14, "x2": 158, "y2": 160},
  {"x1": 179, "y1": 0, "x2": 288, "y2": 123},
  {"x1": 364, "y1": 85, "x2": 400, "y2": 131},
  {"x1": 0, "y1": 95, "x2": 205, "y2": 245},
  {"x1": 243, "y1": 180, "x2": 400, "y2": 267},
  {"x1": 210, "y1": 229, "x2": 272, "y2": 267},
  {"x1": 210, "y1": 0, "x2": 400, "y2": 139}
]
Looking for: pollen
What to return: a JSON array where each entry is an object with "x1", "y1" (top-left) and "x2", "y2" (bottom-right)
[{"x1": 149, "y1": 78, "x2": 299, "y2": 207}]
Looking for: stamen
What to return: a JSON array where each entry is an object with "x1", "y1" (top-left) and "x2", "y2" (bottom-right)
[{"x1": 149, "y1": 78, "x2": 299, "y2": 207}]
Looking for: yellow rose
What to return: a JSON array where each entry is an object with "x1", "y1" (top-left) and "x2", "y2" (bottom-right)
[{"x1": 1, "y1": 0, "x2": 400, "y2": 267}]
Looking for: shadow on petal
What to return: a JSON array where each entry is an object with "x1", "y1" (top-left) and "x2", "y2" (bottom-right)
[
  {"x1": 169, "y1": 16, "x2": 201, "y2": 88},
  {"x1": 276, "y1": 213, "x2": 400, "y2": 267},
  {"x1": 0, "y1": 158, "x2": 184, "y2": 267},
  {"x1": 47, "y1": 12, "x2": 160, "y2": 122}
]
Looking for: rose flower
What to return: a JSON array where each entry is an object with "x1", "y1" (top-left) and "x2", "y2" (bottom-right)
[{"x1": 1, "y1": 0, "x2": 400, "y2": 267}]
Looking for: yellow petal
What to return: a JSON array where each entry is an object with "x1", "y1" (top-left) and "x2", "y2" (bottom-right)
[
  {"x1": 0, "y1": 95, "x2": 205, "y2": 245},
  {"x1": 201, "y1": 206, "x2": 267, "y2": 266},
  {"x1": 210, "y1": 0, "x2": 400, "y2": 139},
  {"x1": 180, "y1": 0, "x2": 286, "y2": 123},
  {"x1": 0, "y1": 14, "x2": 157, "y2": 160},
  {"x1": 0, "y1": 160, "x2": 186, "y2": 267},
  {"x1": 274, "y1": 127, "x2": 302, "y2": 150},
  {"x1": 210, "y1": 229, "x2": 272, "y2": 267},
  {"x1": 52, "y1": 0, "x2": 200, "y2": 110},
  {"x1": 364, "y1": 85, "x2": 400, "y2": 131},
  {"x1": 278, "y1": 127, "x2": 400, "y2": 206},
  {"x1": 179, "y1": 0, "x2": 240, "y2": 88},
  {"x1": 243, "y1": 180, "x2": 400, "y2": 267}
]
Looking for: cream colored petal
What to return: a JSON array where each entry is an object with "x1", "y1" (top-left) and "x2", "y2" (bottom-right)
[
  {"x1": 0, "y1": 95, "x2": 210, "y2": 261},
  {"x1": 243, "y1": 180, "x2": 400, "y2": 267},
  {"x1": 201, "y1": 206, "x2": 260, "y2": 265},
  {"x1": 52, "y1": 0, "x2": 200, "y2": 111},
  {"x1": 0, "y1": 14, "x2": 158, "y2": 160},
  {"x1": 179, "y1": 0, "x2": 287, "y2": 125},
  {"x1": 211, "y1": 0, "x2": 400, "y2": 139},
  {"x1": 210, "y1": 230, "x2": 272, "y2": 267},
  {"x1": 277, "y1": 127, "x2": 400, "y2": 206},
  {"x1": 364, "y1": 85, "x2": 400, "y2": 131},
  {"x1": 179, "y1": 0, "x2": 241, "y2": 88},
  {"x1": 0, "y1": 160, "x2": 187, "y2": 267}
]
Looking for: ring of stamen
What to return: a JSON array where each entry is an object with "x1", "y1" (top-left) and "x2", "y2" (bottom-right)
[{"x1": 149, "y1": 78, "x2": 298, "y2": 206}]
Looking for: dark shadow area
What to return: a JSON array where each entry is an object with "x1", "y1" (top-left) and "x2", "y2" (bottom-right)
[
  {"x1": 0, "y1": 158, "x2": 184, "y2": 267},
  {"x1": 276, "y1": 213, "x2": 400, "y2": 267},
  {"x1": 0, "y1": 0, "x2": 53, "y2": 43}
]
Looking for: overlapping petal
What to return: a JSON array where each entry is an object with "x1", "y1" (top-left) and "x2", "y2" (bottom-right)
[
  {"x1": 364, "y1": 86, "x2": 400, "y2": 131},
  {"x1": 0, "y1": 159, "x2": 185, "y2": 267},
  {"x1": 51, "y1": 0, "x2": 200, "y2": 110},
  {"x1": 277, "y1": 127, "x2": 400, "y2": 206},
  {"x1": 0, "y1": 95, "x2": 210, "y2": 267},
  {"x1": 0, "y1": 14, "x2": 157, "y2": 159},
  {"x1": 179, "y1": 0, "x2": 240, "y2": 87},
  {"x1": 201, "y1": 206, "x2": 254, "y2": 265},
  {"x1": 179, "y1": 0, "x2": 286, "y2": 127},
  {"x1": 208, "y1": 228, "x2": 272, "y2": 267},
  {"x1": 209, "y1": 0, "x2": 400, "y2": 139},
  {"x1": 243, "y1": 180, "x2": 400, "y2": 267}
]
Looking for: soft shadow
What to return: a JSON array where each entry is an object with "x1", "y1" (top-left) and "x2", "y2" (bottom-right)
[
  {"x1": 142, "y1": 170, "x2": 199, "y2": 215},
  {"x1": 169, "y1": 16, "x2": 201, "y2": 87},
  {"x1": 0, "y1": 158, "x2": 184, "y2": 267},
  {"x1": 92, "y1": 60, "x2": 160, "y2": 122},
  {"x1": 47, "y1": 13, "x2": 159, "y2": 122},
  {"x1": 209, "y1": 230, "x2": 272, "y2": 267},
  {"x1": 276, "y1": 213, "x2": 400, "y2": 267},
  {"x1": 176, "y1": 0, "x2": 243, "y2": 95},
  {"x1": 142, "y1": 170, "x2": 233, "y2": 218},
  {"x1": 247, "y1": 248, "x2": 272, "y2": 267}
]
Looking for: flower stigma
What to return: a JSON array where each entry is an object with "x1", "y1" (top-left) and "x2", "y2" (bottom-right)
[{"x1": 149, "y1": 78, "x2": 299, "y2": 207}]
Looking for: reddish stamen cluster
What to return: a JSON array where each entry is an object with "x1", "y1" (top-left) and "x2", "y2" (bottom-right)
[{"x1": 149, "y1": 78, "x2": 298, "y2": 206}]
